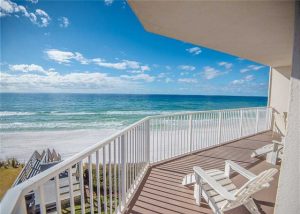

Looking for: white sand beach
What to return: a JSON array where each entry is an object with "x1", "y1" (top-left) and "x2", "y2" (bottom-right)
[{"x1": 0, "y1": 129, "x2": 119, "y2": 161}]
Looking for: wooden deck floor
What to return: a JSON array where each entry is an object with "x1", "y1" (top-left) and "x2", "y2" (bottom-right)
[{"x1": 126, "y1": 131, "x2": 281, "y2": 214}]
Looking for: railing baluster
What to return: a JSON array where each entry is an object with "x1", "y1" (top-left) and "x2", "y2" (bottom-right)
[
  {"x1": 103, "y1": 147, "x2": 107, "y2": 214},
  {"x1": 39, "y1": 184, "x2": 46, "y2": 214},
  {"x1": 55, "y1": 175, "x2": 62, "y2": 214},
  {"x1": 255, "y1": 108, "x2": 259, "y2": 133},
  {"x1": 88, "y1": 155, "x2": 94, "y2": 214},
  {"x1": 188, "y1": 114, "x2": 193, "y2": 152},
  {"x1": 96, "y1": 150, "x2": 101, "y2": 214},
  {"x1": 121, "y1": 134, "x2": 127, "y2": 209},
  {"x1": 113, "y1": 140, "x2": 117, "y2": 213},
  {"x1": 109, "y1": 144, "x2": 113, "y2": 214},
  {"x1": 68, "y1": 167, "x2": 75, "y2": 214},
  {"x1": 79, "y1": 161, "x2": 85, "y2": 214},
  {"x1": 239, "y1": 109, "x2": 243, "y2": 138},
  {"x1": 118, "y1": 138, "x2": 121, "y2": 213}
]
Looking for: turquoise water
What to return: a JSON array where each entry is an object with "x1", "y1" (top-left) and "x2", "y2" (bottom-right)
[{"x1": 0, "y1": 93, "x2": 267, "y2": 132}]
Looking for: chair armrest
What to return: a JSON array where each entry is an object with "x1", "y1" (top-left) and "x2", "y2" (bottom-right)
[
  {"x1": 225, "y1": 160, "x2": 256, "y2": 180},
  {"x1": 272, "y1": 140, "x2": 284, "y2": 146},
  {"x1": 193, "y1": 166, "x2": 236, "y2": 201}
]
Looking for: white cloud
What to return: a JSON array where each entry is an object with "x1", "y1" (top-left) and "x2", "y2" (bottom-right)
[
  {"x1": 26, "y1": 0, "x2": 38, "y2": 3},
  {"x1": 121, "y1": 74, "x2": 155, "y2": 82},
  {"x1": 165, "y1": 77, "x2": 173, "y2": 83},
  {"x1": 165, "y1": 65, "x2": 171, "y2": 70},
  {"x1": 240, "y1": 65, "x2": 265, "y2": 73},
  {"x1": 1, "y1": 69, "x2": 139, "y2": 93},
  {"x1": 218, "y1": 62, "x2": 233, "y2": 70},
  {"x1": 178, "y1": 65, "x2": 196, "y2": 71},
  {"x1": 245, "y1": 74, "x2": 254, "y2": 81},
  {"x1": 157, "y1": 73, "x2": 166, "y2": 78},
  {"x1": 178, "y1": 78, "x2": 198, "y2": 84},
  {"x1": 58, "y1": 17, "x2": 69, "y2": 28},
  {"x1": 104, "y1": 0, "x2": 114, "y2": 6},
  {"x1": 180, "y1": 72, "x2": 189, "y2": 76},
  {"x1": 45, "y1": 49, "x2": 88, "y2": 64},
  {"x1": 45, "y1": 49, "x2": 150, "y2": 71},
  {"x1": 186, "y1": 47, "x2": 202, "y2": 55},
  {"x1": 0, "y1": 0, "x2": 50, "y2": 27},
  {"x1": 9, "y1": 64, "x2": 56, "y2": 75},
  {"x1": 231, "y1": 75, "x2": 254, "y2": 85},
  {"x1": 202, "y1": 66, "x2": 224, "y2": 80}
]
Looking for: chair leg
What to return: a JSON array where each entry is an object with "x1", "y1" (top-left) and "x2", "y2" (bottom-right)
[
  {"x1": 244, "y1": 198, "x2": 260, "y2": 214},
  {"x1": 194, "y1": 183, "x2": 201, "y2": 205}
]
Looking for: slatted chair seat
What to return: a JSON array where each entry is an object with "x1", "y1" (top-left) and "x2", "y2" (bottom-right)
[{"x1": 182, "y1": 160, "x2": 278, "y2": 214}]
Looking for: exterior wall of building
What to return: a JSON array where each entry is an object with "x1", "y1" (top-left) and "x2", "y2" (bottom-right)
[
  {"x1": 275, "y1": 2, "x2": 300, "y2": 213},
  {"x1": 268, "y1": 66, "x2": 292, "y2": 114}
]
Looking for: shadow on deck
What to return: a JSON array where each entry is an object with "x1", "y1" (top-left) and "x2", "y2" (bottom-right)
[{"x1": 126, "y1": 131, "x2": 280, "y2": 214}]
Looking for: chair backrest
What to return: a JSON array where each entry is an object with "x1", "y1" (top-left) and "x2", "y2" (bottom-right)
[
  {"x1": 274, "y1": 113, "x2": 287, "y2": 137},
  {"x1": 222, "y1": 168, "x2": 278, "y2": 210}
]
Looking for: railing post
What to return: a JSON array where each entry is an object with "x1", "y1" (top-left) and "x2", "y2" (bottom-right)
[
  {"x1": 217, "y1": 111, "x2": 222, "y2": 144},
  {"x1": 239, "y1": 109, "x2": 243, "y2": 138},
  {"x1": 121, "y1": 134, "x2": 127, "y2": 210},
  {"x1": 255, "y1": 108, "x2": 259, "y2": 133},
  {"x1": 188, "y1": 114, "x2": 193, "y2": 152},
  {"x1": 145, "y1": 119, "x2": 150, "y2": 163}
]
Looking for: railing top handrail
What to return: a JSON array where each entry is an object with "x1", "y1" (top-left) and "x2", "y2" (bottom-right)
[{"x1": 149, "y1": 106, "x2": 269, "y2": 119}]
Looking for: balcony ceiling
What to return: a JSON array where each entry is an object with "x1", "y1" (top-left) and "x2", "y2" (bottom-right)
[{"x1": 128, "y1": 1, "x2": 295, "y2": 67}]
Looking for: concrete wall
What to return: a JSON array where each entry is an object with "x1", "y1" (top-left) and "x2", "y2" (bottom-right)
[
  {"x1": 268, "y1": 66, "x2": 292, "y2": 114},
  {"x1": 275, "y1": 2, "x2": 300, "y2": 213}
]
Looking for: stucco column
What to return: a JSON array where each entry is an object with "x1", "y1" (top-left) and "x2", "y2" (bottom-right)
[{"x1": 275, "y1": 2, "x2": 300, "y2": 213}]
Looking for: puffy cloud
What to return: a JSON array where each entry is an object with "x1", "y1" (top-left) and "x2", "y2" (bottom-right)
[
  {"x1": 178, "y1": 78, "x2": 198, "y2": 84},
  {"x1": 26, "y1": 0, "x2": 38, "y2": 3},
  {"x1": 45, "y1": 49, "x2": 151, "y2": 71},
  {"x1": 104, "y1": 0, "x2": 114, "y2": 6},
  {"x1": 121, "y1": 74, "x2": 155, "y2": 82},
  {"x1": 180, "y1": 72, "x2": 189, "y2": 76},
  {"x1": 218, "y1": 62, "x2": 233, "y2": 70},
  {"x1": 1, "y1": 70, "x2": 139, "y2": 93},
  {"x1": 178, "y1": 65, "x2": 196, "y2": 71},
  {"x1": 165, "y1": 65, "x2": 171, "y2": 70},
  {"x1": 186, "y1": 47, "x2": 202, "y2": 55},
  {"x1": 202, "y1": 66, "x2": 224, "y2": 80},
  {"x1": 231, "y1": 75, "x2": 254, "y2": 85},
  {"x1": 240, "y1": 65, "x2": 265, "y2": 73},
  {"x1": 58, "y1": 17, "x2": 69, "y2": 28},
  {"x1": 9, "y1": 64, "x2": 56, "y2": 75},
  {"x1": 165, "y1": 78, "x2": 173, "y2": 83},
  {"x1": 45, "y1": 49, "x2": 89, "y2": 64},
  {"x1": 0, "y1": 0, "x2": 50, "y2": 27}
]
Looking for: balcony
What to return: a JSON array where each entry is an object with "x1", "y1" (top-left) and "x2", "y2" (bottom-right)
[
  {"x1": 126, "y1": 131, "x2": 280, "y2": 214},
  {"x1": 1, "y1": 107, "x2": 278, "y2": 214}
]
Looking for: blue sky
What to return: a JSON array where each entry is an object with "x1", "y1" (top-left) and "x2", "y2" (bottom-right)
[{"x1": 0, "y1": 0, "x2": 269, "y2": 96}]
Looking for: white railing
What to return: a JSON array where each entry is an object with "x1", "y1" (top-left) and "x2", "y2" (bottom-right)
[
  {"x1": 0, "y1": 107, "x2": 272, "y2": 214},
  {"x1": 149, "y1": 107, "x2": 272, "y2": 163}
]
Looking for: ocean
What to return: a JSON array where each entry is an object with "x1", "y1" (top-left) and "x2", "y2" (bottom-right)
[
  {"x1": 0, "y1": 93, "x2": 267, "y2": 132},
  {"x1": 0, "y1": 93, "x2": 267, "y2": 160}
]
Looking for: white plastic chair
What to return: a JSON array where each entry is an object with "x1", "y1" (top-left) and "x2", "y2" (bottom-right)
[
  {"x1": 251, "y1": 113, "x2": 287, "y2": 164},
  {"x1": 182, "y1": 160, "x2": 278, "y2": 214}
]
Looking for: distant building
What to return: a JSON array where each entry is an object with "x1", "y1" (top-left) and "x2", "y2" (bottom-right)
[{"x1": 14, "y1": 149, "x2": 80, "y2": 213}]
